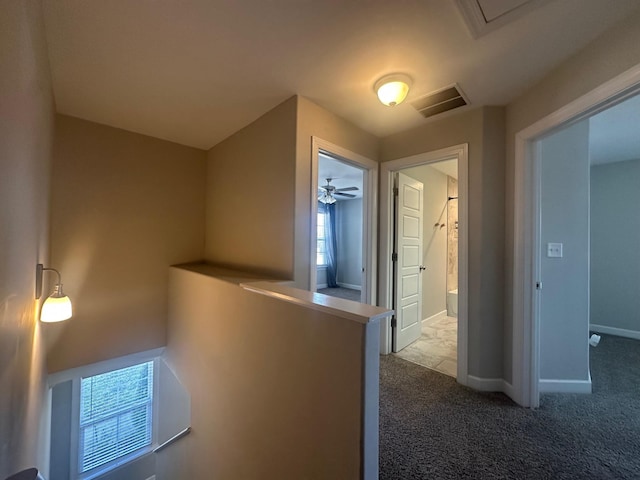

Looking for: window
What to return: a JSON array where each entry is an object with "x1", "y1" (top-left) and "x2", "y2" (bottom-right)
[
  {"x1": 317, "y1": 211, "x2": 327, "y2": 266},
  {"x1": 48, "y1": 352, "x2": 161, "y2": 480},
  {"x1": 79, "y1": 361, "x2": 154, "y2": 474}
]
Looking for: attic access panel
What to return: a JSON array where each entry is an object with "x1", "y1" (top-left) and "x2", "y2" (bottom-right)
[{"x1": 456, "y1": 0, "x2": 553, "y2": 38}]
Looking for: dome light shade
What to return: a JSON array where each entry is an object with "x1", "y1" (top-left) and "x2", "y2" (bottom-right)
[
  {"x1": 41, "y1": 285, "x2": 73, "y2": 323},
  {"x1": 375, "y1": 74, "x2": 412, "y2": 107}
]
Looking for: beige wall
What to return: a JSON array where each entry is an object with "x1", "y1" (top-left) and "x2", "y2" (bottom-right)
[
  {"x1": 205, "y1": 97, "x2": 297, "y2": 278},
  {"x1": 0, "y1": 0, "x2": 54, "y2": 475},
  {"x1": 47, "y1": 115, "x2": 206, "y2": 372},
  {"x1": 380, "y1": 107, "x2": 506, "y2": 379},
  {"x1": 204, "y1": 95, "x2": 379, "y2": 288},
  {"x1": 504, "y1": 9, "x2": 640, "y2": 383},
  {"x1": 294, "y1": 96, "x2": 379, "y2": 289},
  {"x1": 164, "y1": 267, "x2": 366, "y2": 479},
  {"x1": 476, "y1": 107, "x2": 506, "y2": 378}
]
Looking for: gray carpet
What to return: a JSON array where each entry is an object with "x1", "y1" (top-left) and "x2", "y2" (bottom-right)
[
  {"x1": 318, "y1": 287, "x2": 361, "y2": 302},
  {"x1": 380, "y1": 334, "x2": 640, "y2": 479}
]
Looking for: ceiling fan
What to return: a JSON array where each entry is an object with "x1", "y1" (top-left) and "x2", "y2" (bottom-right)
[{"x1": 318, "y1": 178, "x2": 358, "y2": 204}]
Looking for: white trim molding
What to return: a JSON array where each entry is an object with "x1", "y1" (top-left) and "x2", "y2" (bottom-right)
[
  {"x1": 48, "y1": 347, "x2": 165, "y2": 387},
  {"x1": 455, "y1": 0, "x2": 552, "y2": 39},
  {"x1": 310, "y1": 137, "x2": 378, "y2": 305},
  {"x1": 467, "y1": 376, "x2": 515, "y2": 398},
  {"x1": 590, "y1": 324, "x2": 640, "y2": 341},
  {"x1": 337, "y1": 282, "x2": 362, "y2": 291},
  {"x1": 422, "y1": 310, "x2": 448, "y2": 325},
  {"x1": 512, "y1": 63, "x2": 640, "y2": 408},
  {"x1": 539, "y1": 378, "x2": 592, "y2": 394},
  {"x1": 379, "y1": 143, "x2": 469, "y2": 388}
]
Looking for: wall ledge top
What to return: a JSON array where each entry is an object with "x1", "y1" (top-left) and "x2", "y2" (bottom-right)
[
  {"x1": 242, "y1": 281, "x2": 392, "y2": 325},
  {"x1": 171, "y1": 263, "x2": 392, "y2": 325}
]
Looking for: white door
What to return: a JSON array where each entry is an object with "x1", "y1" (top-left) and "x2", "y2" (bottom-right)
[{"x1": 393, "y1": 172, "x2": 424, "y2": 352}]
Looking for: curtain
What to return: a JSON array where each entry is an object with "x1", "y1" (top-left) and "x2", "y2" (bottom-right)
[{"x1": 319, "y1": 202, "x2": 338, "y2": 287}]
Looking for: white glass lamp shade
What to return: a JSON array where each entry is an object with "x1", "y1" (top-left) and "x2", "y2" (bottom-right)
[
  {"x1": 374, "y1": 74, "x2": 412, "y2": 107},
  {"x1": 318, "y1": 191, "x2": 336, "y2": 204},
  {"x1": 41, "y1": 285, "x2": 72, "y2": 322}
]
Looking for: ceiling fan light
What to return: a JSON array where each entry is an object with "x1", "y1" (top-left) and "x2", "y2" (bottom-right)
[
  {"x1": 318, "y1": 191, "x2": 336, "y2": 204},
  {"x1": 319, "y1": 188, "x2": 335, "y2": 204},
  {"x1": 374, "y1": 74, "x2": 412, "y2": 107}
]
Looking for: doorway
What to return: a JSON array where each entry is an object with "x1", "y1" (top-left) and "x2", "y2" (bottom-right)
[
  {"x1": 379, "y1": 144, "x2": 469, "y2": 386},
  {"x1": 392, "y1": 162, "x2": 459, "y2": 378},
  {"x1": 589, "y1": 95, "x2": 640, "y2": 343},
  {"x1": 513, "y1": 66, "x2": 640, "y2": 408},
  {"x1": 316, "y1": 153, "x2": 365, "y2": 302},
  {"x1": 310, "y1": 137, "x2": 378, "y2": 304}
]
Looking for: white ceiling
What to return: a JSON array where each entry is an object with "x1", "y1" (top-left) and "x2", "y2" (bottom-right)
[
  {"x1": 318, "y1": 154, "x2": 363, "y2": 201},
  {"x1": 41, "y1": 0, "x2": 640, "y2": 150},
  {"x1": 589, "y1": 94, "x2": 640, "y2": 165}
]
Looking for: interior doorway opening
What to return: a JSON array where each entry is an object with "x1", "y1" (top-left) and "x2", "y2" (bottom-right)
[
  {"x1": 310, "y1": 137, "x2": 378, "y2": 305},
  {"x1": 525, "y1": 91, "x2": 640, "y2": 403},
  {"x1": 513, "y1": 65, "x2": 640, "y2": 408},
  {"x1": 316, "y1": 153, "x2": 365, "y2": 302},
  {"x1": 392, "y1": 161, "x2": 459, "y2": 378},
  {"x1": 379, "y1": 144, "x2": 469, "y2": 386}
]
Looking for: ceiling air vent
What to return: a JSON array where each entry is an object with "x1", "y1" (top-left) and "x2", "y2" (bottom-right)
[{"x1": 411, "y1": 84, "x2": 469, "y2": 119}]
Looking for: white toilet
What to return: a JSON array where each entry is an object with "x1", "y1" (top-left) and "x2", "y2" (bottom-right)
[
  {"x1": 447, "y1": 289, "x2": 458, "y2": 318},
  {"x1": 4, "y1": 468, "x2": 45, "y2": 480}
]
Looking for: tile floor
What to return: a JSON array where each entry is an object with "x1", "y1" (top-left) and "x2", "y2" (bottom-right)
[{"x1": 394, "y1": 314, "x2": 457, "y2": 378}]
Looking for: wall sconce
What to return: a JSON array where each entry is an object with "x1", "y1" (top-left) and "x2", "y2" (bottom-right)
[
  {"x1": 374, "y1": 73, "x2": 412, "y2": 107},
  {"x1": 36, "y1": 263, "x2": 72, "y2": 322}
]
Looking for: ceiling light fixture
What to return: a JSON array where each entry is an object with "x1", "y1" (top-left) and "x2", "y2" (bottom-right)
[
  {"x1": 36, "y1": 263, "x2": 73, "y2": 322},
  {"x1": 374, "y1": 73, "x2": 412, "y2": 107},
  {"x1": 318, "y1": 190, "x2": 337, "y2": 205}
]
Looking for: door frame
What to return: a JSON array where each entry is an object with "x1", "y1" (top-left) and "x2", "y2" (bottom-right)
[
  {"x1": 310, "y1": 137, "x2": 378, "y2": 304},
  {"x1": 379, "y1": 144, "x2": 469, "y2": 386},
  {"x1": 512, "y1": 64, "x2": 640, "y2": 408}
]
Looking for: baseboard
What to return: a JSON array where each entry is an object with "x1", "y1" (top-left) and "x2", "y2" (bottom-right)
[
  {"x1": 422, "y1": 310, "x2": 447, "y2": 324},
  {"x1": 317, "y1": 283, "x2": 328, "y2": 289},
  {"x1": 337, "y1": 282, "x2": 361, "y2": 290},
  {"x1": 467, "y1": 375, "x2": 514, "y2": 395},
  {"x1": 539, "y1": 378, "x2": 592, "y2": 394},
  {"x1": 502, "y1": 380, "x2": 516, "y2": 399},
  {"x1": 590, "y1": 324, "x2": 640, "y2": 340}
]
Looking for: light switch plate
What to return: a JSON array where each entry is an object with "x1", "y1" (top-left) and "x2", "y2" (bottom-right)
[{"x1": 547, "y1": 242, "x2": 563, "y2": 258}]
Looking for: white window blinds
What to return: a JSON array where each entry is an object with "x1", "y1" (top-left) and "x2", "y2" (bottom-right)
[
  {"x1": 317, "y1": 211, "x2": 327, "y2": 265},
  {"x1": 79, "y1": 361, "x2": 154, "y2": 473}
]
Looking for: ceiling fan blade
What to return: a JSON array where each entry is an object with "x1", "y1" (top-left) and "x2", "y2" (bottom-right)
[
  {"x1": 335, "y1": 186, "x2": 358, "y2": 192},
  {"x1": 335, "y1": 192, "x2": 356, "y2": 198}
]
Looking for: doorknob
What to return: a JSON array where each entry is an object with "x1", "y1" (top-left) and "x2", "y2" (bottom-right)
[{"x1": 419, "y1": 265, "x2": 426, "y2": 271}]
